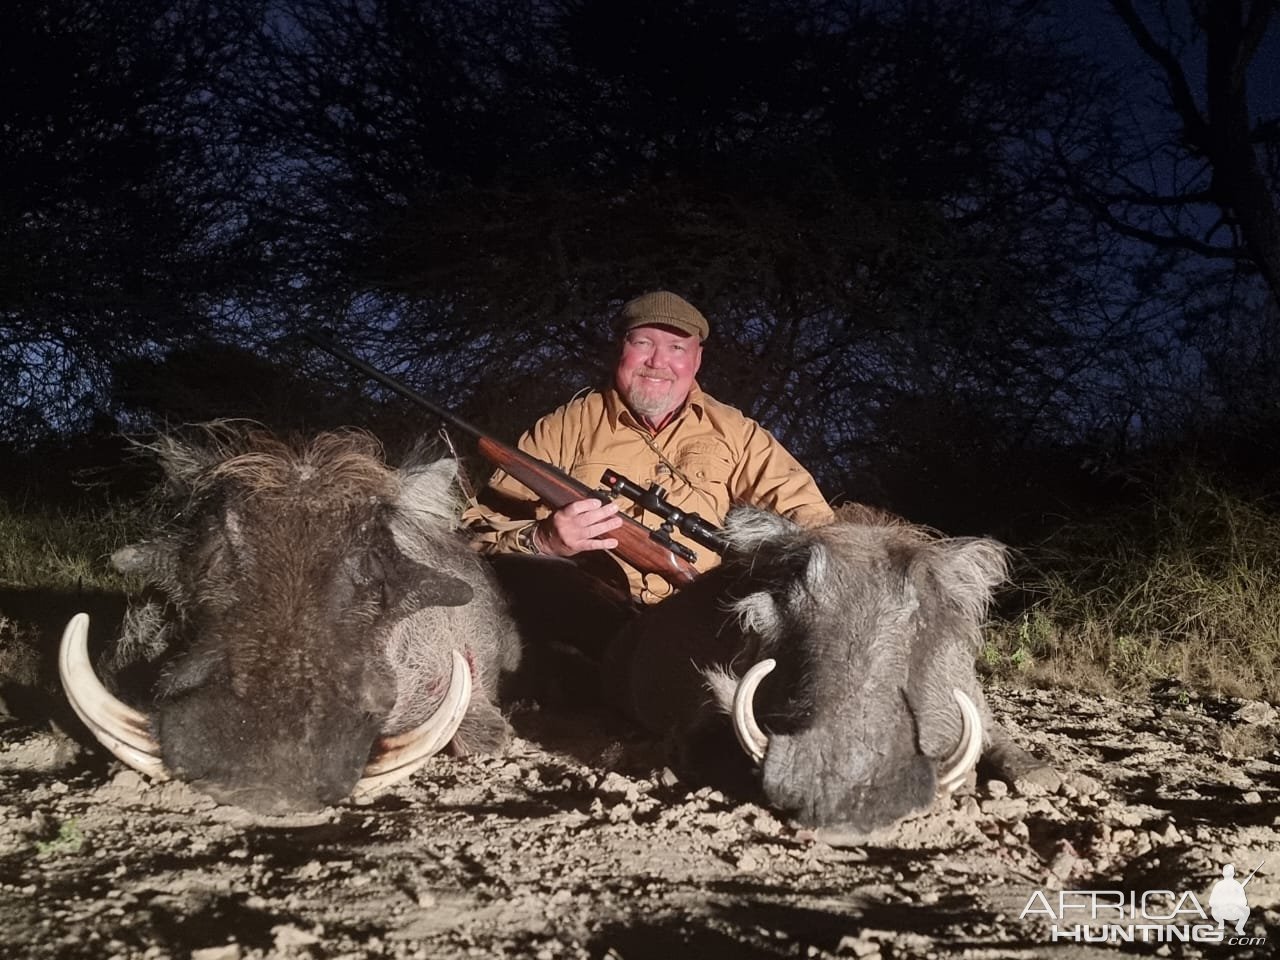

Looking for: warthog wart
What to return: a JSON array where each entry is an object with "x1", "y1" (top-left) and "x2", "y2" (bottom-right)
[
  {"x1": 606, "y1": 506, "x2": 1054, "y2": 835},
  {"x1": 59, "y1": 425, "x2": 521, "y2": 814}
]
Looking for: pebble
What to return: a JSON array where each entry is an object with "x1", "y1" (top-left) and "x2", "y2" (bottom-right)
[
  {"x1": 607, "y1": 803, "x2": 633, "y2": 823},
  {"x1": 1067, "y1": 773, "x2": 1103, "y2": 796},
  {"x1": 835, "y1": 934, "x2": 881, "y2": 957},
  {"x1": 110, "y1": 770, "x2": 146, "y2": 791},
  {"x1": 1047, "y1": 844, "x2": 1078, "y2": 881},
  {"x1": 272, "y1": 925, "x2": 321, "y2": 950},
  {"x1": 1112, "y1": 808, "x2": 1144, "y2": 827},
  {"x1": 1242, "y1": 791, "x2": 1262, "y2": 804},
  {"x1": 751, "y1": 811, "x2": 783, "y2": 836},
  {"x1": 1014, "y1": 778, "x2": 1048, "y2": 798},
  {"x1": 1234, "y1": 700, "x2": 1277, "y2": 724},
  {"x1": 190, "y1": 947, "x2": 240, "y2": 960}
]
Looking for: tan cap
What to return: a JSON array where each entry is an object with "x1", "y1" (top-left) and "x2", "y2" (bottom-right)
[{"x1": 618, "y1": 290, "x2": 709, "y2": 340}]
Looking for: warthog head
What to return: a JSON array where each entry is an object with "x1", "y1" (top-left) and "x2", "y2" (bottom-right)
[
  {"x1": 610, "y1": 506, "x2": 1007, "y2": 835},
  {"x1": 60, "y1": 425, "x2": 519, "y2": 814}
]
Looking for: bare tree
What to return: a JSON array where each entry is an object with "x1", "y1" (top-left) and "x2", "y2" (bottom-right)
[
  {"x1": 241, "y1": 0, "x2": 1135, "y2": 492},
  {"x1": 1087, "y1": 0, "x2": 1280, "y2": 301},
  {"x1": 0, "y1": 0, "x2": 266, "y2": 445}
]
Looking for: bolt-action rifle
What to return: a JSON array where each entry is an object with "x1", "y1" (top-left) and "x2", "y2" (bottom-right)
[{"x1": 305, "y1": 332, "x2": 726, "y2": 589}]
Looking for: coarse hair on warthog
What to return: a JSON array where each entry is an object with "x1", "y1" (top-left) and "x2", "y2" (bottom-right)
[
  {"x1": 59, "y1": 423, "x2": 521, "y2": 815},
  {"x1": 605, "y1": 505, "x2": 1053, "y2": 837}
]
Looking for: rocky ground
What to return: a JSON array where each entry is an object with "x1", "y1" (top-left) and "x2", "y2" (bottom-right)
[{"x1": 2, "y1": 675, "x2": 1278, "y2": 960}]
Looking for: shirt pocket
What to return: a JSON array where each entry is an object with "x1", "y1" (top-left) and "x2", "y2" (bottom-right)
[{"x1": 675, "y1": 439, "x2": 734, "y2": 488}]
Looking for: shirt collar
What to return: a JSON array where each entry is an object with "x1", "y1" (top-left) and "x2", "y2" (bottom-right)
[{"x1": 605, "y1": 383, "x2": 706, "y2": 432}]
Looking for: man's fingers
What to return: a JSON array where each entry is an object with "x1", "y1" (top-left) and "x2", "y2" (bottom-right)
[
  {"x1": 564, "y1": 498, "x2": 618, "y2": 520},
  {"x1": 545, "y1": 499, "x2": 625, "y2": 556},
  {"x1": 576, "y1": 536, "x2": 619, "y2": 552},
  {"x1": 563, "y1": 514, "x2": 622, "y2": 550},
  {"x1": 579, "y1": 514, "x2": 623, "y2": 538}
]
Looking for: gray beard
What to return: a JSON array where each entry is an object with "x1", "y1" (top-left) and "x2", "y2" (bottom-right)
[{"x1": 622, "y1": 383, "x2": 678, "y2": 420}]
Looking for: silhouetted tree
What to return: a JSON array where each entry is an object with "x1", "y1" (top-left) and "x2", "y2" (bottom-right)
[
  {"x1": 1087, "y1": 0, "x2": 1280, "y2": 301},
  {"x1": 241, "y1": 0, "x2": 1130, "y2": 506},
  {"x1": 0, "y1": 0, "x2": 265, "y2": 445}
]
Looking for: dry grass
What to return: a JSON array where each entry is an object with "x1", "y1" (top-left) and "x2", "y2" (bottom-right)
[
  {"x1": 4, "y1": 473, "x2": 1279, "y2": 704},
  {"x1": 984, "y1": 472, "x2": 1280, "y2": 702},
  {"x1": 0, "y1": 496, "x2": 148, "y2": 591}
]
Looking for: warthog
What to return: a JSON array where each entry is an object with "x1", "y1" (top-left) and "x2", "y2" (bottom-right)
[
  {"x1": 605, "y1": 506, "x2": 1053, "y2": 835},
  {"x1": 59, "y1": 425, "x2": 521, "y2": 814}
]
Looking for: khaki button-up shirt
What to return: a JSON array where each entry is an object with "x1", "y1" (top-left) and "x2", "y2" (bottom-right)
[{"x1": 462, "y1": 384, "x2": 833, "y2": 603}]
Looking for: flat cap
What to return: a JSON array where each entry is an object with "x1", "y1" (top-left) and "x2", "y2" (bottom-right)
[{"x1": 618, "y1": 290, "x2": 709, "y2": 340}]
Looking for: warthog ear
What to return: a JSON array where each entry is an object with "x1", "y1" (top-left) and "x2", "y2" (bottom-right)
[
  {"x1": 395, "y1": 458, "x2": 462, "y2": 529},
  {"x1": 922, "y1": 537, "x2": 1008, "y2": 622},
  {"x1": 111, "y1": 541, "x2": 174, "y2": 577},
  {"x1": 722, "y1": 507, "x2": 800, "y2": 551}
]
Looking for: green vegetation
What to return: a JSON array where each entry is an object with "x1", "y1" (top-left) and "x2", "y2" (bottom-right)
[
  {"x1": 35, "y1": 819, "x2": 84, "y2": 856},
  {"x1": 0, "y1": 496, "x2": 148, "y2": 591},
  {"x1": 984, "y1": 472, "x2": 1280, "y2": 702}
]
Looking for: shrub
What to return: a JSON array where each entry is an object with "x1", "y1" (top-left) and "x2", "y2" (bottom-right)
[{"x1": 985, "y1": 471, "x2": 1280, "y2": 701}]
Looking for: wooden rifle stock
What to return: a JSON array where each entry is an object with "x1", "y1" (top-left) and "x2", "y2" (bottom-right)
[
  {"x1": 304, "y1": 332, "x2": 700, "y2": 588},
  {"x1": 473, "y1": 437, "x2": 699, "y2": 587}
]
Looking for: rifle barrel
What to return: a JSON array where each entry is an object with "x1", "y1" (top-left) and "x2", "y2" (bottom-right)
[{"x1": 304, "y1": 331, "x2": 488, "y2": 441}]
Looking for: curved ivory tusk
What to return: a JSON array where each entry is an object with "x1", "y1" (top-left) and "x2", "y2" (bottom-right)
[
  {"x1": 58, "y1": 613, "x2": 169, "y2": 781},
  {"x1": 731, "y1": 658, "x2": 776, "y2": 765},
  {"x1": 936, "y1": 688, "x2": 983, "y2": 795},
  {"x1": 352, "y1": 649, "x2": 472, "y2": 797}
]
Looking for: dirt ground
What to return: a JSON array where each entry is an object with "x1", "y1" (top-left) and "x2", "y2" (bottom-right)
[{"x1": 3, "y1": 630, "x2": 1279, "y2": 959}]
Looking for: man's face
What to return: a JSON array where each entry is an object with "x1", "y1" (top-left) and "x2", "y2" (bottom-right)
[{"x1": 614, "y1": 324, "x2": 703, "y2": 425}]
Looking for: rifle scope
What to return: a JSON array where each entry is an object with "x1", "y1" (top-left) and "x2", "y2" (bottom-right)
[{"x1": 600, "y1": 470, "x2": 730, "y2": 556}]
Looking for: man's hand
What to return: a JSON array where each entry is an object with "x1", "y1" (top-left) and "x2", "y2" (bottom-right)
[{"x1": 534, "y1": 498, "x2": 622, "y2": 557}]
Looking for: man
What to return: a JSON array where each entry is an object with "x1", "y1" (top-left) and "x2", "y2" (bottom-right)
[
  {"x1": 463, "y1": 290, "x2": 833, "y2": 604},
  {"x1": 1208, "y1": 863, "x2": 1252, "y2": 935}
]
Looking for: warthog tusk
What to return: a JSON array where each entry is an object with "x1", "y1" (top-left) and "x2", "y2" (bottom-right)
[
  {"x1": 58, "y1": 613, "x2": 169, "y2": 781},
  {"x1": 353, "y1": 649, "x2": 472, "y2": 797},
  {"x1": 936, "y1": 688, "x2": 982, "y2": 795},
  {"x1": 732, "y1": 658, "x2": 776, "y2": 764}
]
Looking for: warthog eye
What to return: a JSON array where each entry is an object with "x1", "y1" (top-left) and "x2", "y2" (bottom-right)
[{"x1": 343, "y1": 545, "x2": 389, "y2": 599}]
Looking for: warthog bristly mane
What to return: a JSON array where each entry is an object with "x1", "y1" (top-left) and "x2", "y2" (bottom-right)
[
  {"x1": 148, "y1": 423, "x2": 406, "y2": 509},
  {"x1": 66, "y1": 421, "x2": 520, "y2": 815}
]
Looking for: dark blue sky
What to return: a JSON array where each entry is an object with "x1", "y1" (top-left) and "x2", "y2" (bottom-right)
[{"x1": 1057, "y1": 0, "x2": 1280, "y2": 118}]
